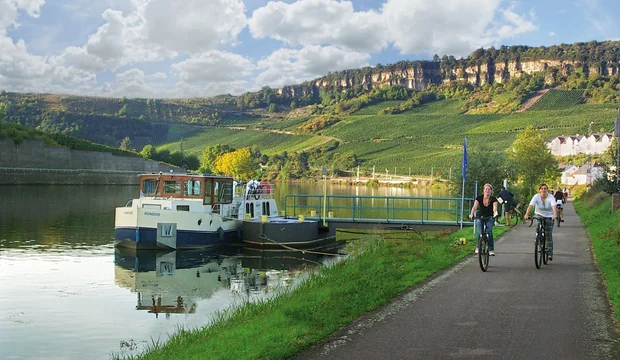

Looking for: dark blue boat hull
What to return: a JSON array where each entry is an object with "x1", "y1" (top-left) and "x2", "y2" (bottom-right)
[{"x1": 115, "y1": 227, "x2": 242, "y2": 250}]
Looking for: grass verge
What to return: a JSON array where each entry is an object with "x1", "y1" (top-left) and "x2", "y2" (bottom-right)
[
  {"x1": 573, "y1": 194, "x2": 620, "y2": 329},
  {"x1": 118, "y1": 226, "x2": 509, "y2": 360}
]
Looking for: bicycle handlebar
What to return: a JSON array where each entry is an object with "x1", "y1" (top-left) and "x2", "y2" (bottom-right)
[
  {"x1": 531, "y1": 215, "x2": 553, "y2": 220},
  {"x1": 472, "y1": 214, "x2": 499, "y2": 220}
]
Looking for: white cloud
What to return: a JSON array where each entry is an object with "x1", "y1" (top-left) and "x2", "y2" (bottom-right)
[
  {"x1": 249, "y1": 0, "x2": 538, "y2": 58},
  {"x1": 255, "y1": 45, "x2": 370, "y2": 88},
  {"x1": 495, "y1": 7, "x2": 537, "y2": 39},
  {"x1": 0, "y1": 0, "x2": 45, "y2": 32},
  {"x1": 149, "y1": 72, "x2": 167, "y2": 80},
  {"x1": 137, "y1": 0, "x2": 247, "y2": 54},
  {"x1": 0, "y1": 36, "x2": 94, "y2": 93},
  {"x1": 549, "y1": 31, "x2": 556, "y2": 36},
  {"x1": 55, "y1": 0, "x2": 247, "y2": 73},
  {"x1": 171, "y1": 51, "x2": 254, "y2": 83},
  {"x1": 249, "y1": 0, "x2": 388, "y2": 52},
  {"x1": 382, "y1": 0, "x2": 537, "y2": 57}
]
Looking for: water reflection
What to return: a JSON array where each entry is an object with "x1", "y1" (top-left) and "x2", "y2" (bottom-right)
[{"x1": 114, "y1": 244, "x2": 344, "y2": 319}]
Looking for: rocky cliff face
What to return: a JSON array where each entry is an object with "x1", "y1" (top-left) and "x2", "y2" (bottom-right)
[{"x1": 277, "y1": 58, "x2": 620, "y2": 98}]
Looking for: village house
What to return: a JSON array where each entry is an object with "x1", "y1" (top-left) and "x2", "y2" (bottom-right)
[
  {"x1": 561, "y1": 162, "x2": 606, "y2": 185},
  {"x1": 547, "y1": 133, "x2": 614, "y2": 156}
]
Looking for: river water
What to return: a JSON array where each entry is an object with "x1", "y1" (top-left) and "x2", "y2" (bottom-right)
[{"x1": 0, "y1": 183, "x2": 447, "y2": 359}]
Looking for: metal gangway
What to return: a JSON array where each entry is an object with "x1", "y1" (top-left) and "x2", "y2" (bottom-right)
[{"x1": 283, "y1": 194, "x2": 476, "y2": 231}]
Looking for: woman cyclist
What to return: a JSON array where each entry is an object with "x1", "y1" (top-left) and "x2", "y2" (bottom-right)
[
  {"x1": 524, "y1": 184, "x2": 558, "y2": 261},
  {"x1": 468, "y1": 183, "x2": 499, "y2": 256}
]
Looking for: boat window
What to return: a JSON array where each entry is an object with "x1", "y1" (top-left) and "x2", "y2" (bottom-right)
[
  {"x1": 142, "y1": 204, "x2": 161, "y2": 209},
  {"x1": 184, "y1": 180, "x2": 201, "y2": 196},
  {"x1": 215, "y1": 181, "x2": 233, "y2": 203},
  {"x1": 142, "y1": 179, "x2": 157, "y2": 195},
  {"x1": 164, "y1": 180, "x2": 181, "y2": 194},
  {"x1": 176, "y1": 205, "x2": 190, "y2": 211},
  {"x1": 204, "y1": 179, "x2": 214, "y2": 205},
  {"x1": 262, "y1": 201, "x2": 270, "y2": 216}
]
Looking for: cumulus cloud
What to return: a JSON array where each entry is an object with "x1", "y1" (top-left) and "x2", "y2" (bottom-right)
[
  {"x1": 255, "y1": 45, "x2": 370, "y2": 88},
  {"x1": 0, "y1": 0, "x2": 45, "y2": 32},
  {"x1": 249, "y1": 0, "x2": 387, "y2": 52},
  {"x1": 171, "y1": 51, "x2": 254, "y2": 83},
  {"x1": 137, "y1": 0, "x2": 247, "y2": 54},
  {"x1": 0, "y1": 27, "x2": 94, "y2": 93},
  {"x1": 382, "y1": 0, "x2": 537, "y2": 57},
  {"x1": 55, "y1": 0, "x2": 246, "y2": 72},
  {"x1": 250, "y1": 0, "x2": 538, "y2": 58},
  {"x1": 149, "y1": 72, "x2": 167, "y2": 80},
  {"x1": 99, "y1": 68, "x2": 170, "y2": 98}
]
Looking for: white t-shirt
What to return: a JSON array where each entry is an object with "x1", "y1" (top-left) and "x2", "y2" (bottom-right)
[{"x1": 529, "y1": 193, "x2": 556, "y2": 218}]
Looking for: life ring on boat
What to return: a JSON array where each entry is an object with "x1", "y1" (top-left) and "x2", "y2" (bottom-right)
[{"x1": 257, "y1": 182, "x2": 271, "y2": 196}]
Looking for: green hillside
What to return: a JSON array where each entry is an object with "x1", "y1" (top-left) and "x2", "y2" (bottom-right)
[{"x1": 155, "y1": 95, "x2": 616, "y2": 177}]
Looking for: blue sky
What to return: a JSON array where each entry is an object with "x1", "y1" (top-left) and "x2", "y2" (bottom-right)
[{"x1": 0, "y1": 0, "x2": 618, "y2": 98}]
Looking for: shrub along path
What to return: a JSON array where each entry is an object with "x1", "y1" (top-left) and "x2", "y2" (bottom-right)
[{"x1": 294, "y1": 200, "x2": 620, "y2": 360}]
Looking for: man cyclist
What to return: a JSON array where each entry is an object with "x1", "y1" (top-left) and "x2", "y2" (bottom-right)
[
  {"x1": 498, "y1": 186, "x2": 516, "y2": 226},
  {"x1": 554, "y1": 186, "x2": 565, "y2": 222}
]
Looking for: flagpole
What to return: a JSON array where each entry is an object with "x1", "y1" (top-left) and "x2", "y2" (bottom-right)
[
  {"x1": 460, "y1": 177, "x2": 465, "y2": 229},
  {"x1": 460, "y1": 137, "x2": 468, "y2": 230}
]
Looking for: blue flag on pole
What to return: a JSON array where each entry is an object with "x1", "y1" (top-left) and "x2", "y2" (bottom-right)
[{"x1": 462, "y1": 137, "x2": 468, "y2": 180}]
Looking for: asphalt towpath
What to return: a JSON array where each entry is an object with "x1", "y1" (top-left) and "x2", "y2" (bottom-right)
[{"x1": 293, "y1": 201, "x2": 619, "y2": 360}]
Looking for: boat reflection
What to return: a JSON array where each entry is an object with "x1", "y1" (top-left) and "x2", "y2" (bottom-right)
[{"x1": 114, "y1": 243, "x2": 345, "y2": 317}]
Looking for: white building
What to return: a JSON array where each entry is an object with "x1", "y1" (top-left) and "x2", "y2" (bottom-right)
[
  {"x1": 561, "y1": 162, "x2": 606, "y2": 185},
  {"x1": 548, "y1": 133, "x2": 614, "y2": 156}
]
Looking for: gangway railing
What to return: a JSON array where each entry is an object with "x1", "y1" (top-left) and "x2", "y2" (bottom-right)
[{"x1": 284, "y1": 194, "x2": 475, "y2": 226}]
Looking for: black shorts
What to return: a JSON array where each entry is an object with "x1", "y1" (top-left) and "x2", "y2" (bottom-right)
[{"x1": 503, "y1": 200, "x2": 516, "y2": 212}]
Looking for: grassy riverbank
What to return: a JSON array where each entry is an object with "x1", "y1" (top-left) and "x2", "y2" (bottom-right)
[
  {"x1": 573, "y1": 193, "x2": 620, "y2": 329},
  {"x1": 119, "y1": 226, "x2": 509, "y2": 360}
]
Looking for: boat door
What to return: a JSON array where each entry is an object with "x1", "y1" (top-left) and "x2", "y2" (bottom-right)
[{"x1": 157, "y1": 222, "x2": 177, "y2": 249}]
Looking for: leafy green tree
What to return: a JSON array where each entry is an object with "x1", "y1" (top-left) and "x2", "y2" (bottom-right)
[
  {"x1": 0, "y1": 104, "x2": 6, "y2": 123},
  {"x1": 458, "y1": 148, "x2": 515, "y2": 198},
  {"x1": 183, "y1": 153, "x2": 200, "y2": 170},
  {"x1": 508, "y1": 125, "x2": 559, "y2": 197},
  {"x1": 169, "y1": 151, "x2": 185, "y2": 167},
  {"x1": 201, "y1": 144, "x2": 232, "y2": 174},
  {"x1": 140, "y1": 144, "x2": 156, "y2": 159}
]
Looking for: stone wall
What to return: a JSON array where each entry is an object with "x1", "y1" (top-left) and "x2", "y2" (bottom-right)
[{"x1": 0, "y1": 139, "x2": 183, "y2": 185}]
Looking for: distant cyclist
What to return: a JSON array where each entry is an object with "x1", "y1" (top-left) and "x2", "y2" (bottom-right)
[
  {"x1": 554, "y1": 186, "x2": 565, "y2": 222},
  {"x1": 524, "y1": 184, "x2": 558, "y2": 261},
  {"x1": 468, "y1": 183, "x2": 499, "y2": 256},
  {"x1": 498, "y1": 186, "x2": 516, "y2": 226}
]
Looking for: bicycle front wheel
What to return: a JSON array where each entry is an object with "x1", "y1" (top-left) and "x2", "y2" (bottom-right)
[
  {"x1": 535, "y1": 234, "x2": 543, "y2": 269},
  {"x1": 556, "y1": 216, "x2": 561, "y2": 227},
  {"x1": 508, "y1": 211, "x2": 518, "y2": 226},
  {"x1": 479, "y1": 236, "x2": 489, "y2": 272}
]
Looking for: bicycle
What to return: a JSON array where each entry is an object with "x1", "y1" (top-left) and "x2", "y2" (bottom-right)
[
  {"x1": 507, "y1": 203, "x2": 533, "y2": 227},
  {"x1": 532, "y1": 215, "x2": 551, "y2": 269},
  {"x1": 555, "y1": 202, "x2": 562, "y2": 227},
  {"x1": 474, "y1": 215, "x2": 494, "y2": 272}
]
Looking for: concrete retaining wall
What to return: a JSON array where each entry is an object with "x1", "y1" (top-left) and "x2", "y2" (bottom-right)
[{"x1": 0, "y1": 139, "x2": 183, "y2": 185}]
